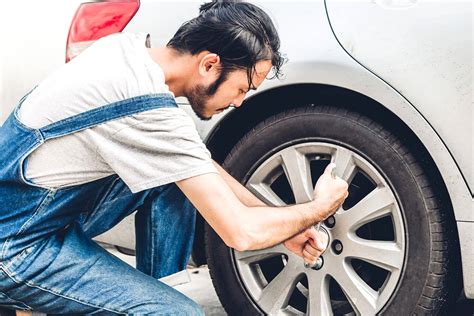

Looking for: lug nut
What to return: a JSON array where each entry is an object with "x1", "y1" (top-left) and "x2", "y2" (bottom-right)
[
  {"x1": 332, "y1": 240, "x2": 343, "y2": 255},
  {"x1": 324, "y1": 216, "x2": 335, "y2": 228}
]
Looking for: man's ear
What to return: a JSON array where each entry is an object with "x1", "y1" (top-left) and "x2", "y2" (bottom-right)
[{"x1": 198, "y1": 53, "x2": 220, "y2": 77}]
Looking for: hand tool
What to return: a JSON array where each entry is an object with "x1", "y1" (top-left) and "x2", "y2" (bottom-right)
[{"x1": 304, "y1": 166, "x2": 336, "y2": 269}]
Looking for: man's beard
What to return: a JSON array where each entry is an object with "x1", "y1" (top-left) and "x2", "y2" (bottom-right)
[
  {"x1": 185, "y1": 70, "x2": 228, "y2": 121},
  {"x1": 186, "y1": 83, "x2": 213, "y2": 121}
]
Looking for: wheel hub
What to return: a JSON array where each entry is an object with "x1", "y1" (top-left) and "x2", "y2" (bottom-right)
[{"x1": 232, "y1": 142, "x2": 406, "y2": 315}]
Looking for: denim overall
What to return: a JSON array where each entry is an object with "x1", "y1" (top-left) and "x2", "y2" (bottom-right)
[{"x1": 0, "y1": 91, "x2": 204, "y2": 315}]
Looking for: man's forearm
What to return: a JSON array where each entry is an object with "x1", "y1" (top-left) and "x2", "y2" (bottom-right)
[
  {"x1": 212, "y1": 160, "x2": 321, "y2": 250},
  {"x1": 177, "y1": 170, "x2": 336, "y2": 252},
  {"x1": 213, "y1": 160, "x2": 266, "y2": 207},
  {"x1": 238, "y1": 200, "x2": 325, "y2": 251}
]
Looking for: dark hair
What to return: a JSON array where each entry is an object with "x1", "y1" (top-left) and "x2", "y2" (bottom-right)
[{"x1": 167, "y1": 0, "x2": 285, "y2": 94}]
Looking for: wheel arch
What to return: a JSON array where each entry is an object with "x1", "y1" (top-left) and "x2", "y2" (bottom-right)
[{"x1": 206, "y1": 83, "x2": 416, "y2": 164}]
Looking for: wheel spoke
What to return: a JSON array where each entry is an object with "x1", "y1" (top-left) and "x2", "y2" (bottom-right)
[
  {"x1": 345, "y1": 238, "x2": 404, "y2": 272},
  {"x1": 333, "y1": 261, "x2": 378, "y2": 315},
  {"x1": 247, "y1": 182, "x2": 286, "y2": 206},
  {"x1": 338, "y1": 187, "x2": 395, "y2": 231},
  {"x1": 307, "y1": 272, "x2": 333, "y2": 316},
  {"x1": 331, "y1": 146, "x2": 357, "y2": 182},
  {"x1": 280, "y1": 148, "x2": 313, "y2": 203},
  {"x1": 257, "y1": 260, "x2": 302, "y2": 313},
  {"x1": 234, "y1": 243, "x2": 289, "y2": 264}
]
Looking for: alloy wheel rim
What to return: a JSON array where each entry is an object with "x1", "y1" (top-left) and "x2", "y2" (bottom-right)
[{"x1": 232, "y1": 142, "x2": 406, "y2": 315}]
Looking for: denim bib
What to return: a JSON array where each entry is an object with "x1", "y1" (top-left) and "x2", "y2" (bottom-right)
[{"x1": 0, "y1": 90, "x2": 178, "y2": 263}]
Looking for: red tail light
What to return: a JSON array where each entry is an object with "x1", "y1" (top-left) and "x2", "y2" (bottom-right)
[{"x1": 66, "y1": 0, "x2": 140, "y2": 62}]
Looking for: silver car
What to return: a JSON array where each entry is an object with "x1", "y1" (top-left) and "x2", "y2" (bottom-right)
[{"x1": 1, "y1": 0, "x2": 472, "y2": 315}]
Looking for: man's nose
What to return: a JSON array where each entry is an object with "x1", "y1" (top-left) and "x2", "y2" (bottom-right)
[{"x1": 232, "y1": 95, "x2": 246, "y2": 108}]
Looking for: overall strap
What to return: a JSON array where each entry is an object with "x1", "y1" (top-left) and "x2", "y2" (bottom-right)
[{"x1": 39, "y1": 94, "x2": 177, "y2": 141}]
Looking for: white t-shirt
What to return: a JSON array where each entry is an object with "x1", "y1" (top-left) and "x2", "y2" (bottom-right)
[{"x1": 18, "y1": 32, "x2": 217, "y2": 193}]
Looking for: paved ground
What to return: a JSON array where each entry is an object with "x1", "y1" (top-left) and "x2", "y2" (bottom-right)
[{"x1": 174, "y1": 267, "x2": 227, "y2": 315}]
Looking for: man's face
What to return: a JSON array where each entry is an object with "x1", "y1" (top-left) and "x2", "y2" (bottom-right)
[{"x1": 186, "y1": 59, "x2": 272, "y2": 120}]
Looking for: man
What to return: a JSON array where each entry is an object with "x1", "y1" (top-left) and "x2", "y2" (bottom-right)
[{"x1": 0, "y1": 1, "x2": 348, "y2": 314}]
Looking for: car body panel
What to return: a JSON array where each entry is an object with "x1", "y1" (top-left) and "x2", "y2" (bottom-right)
[
  {"x1": 459, "y1": 221, "x2": 474, "y2": 298},
  {"x1": 325, "y1": 0, "x2": 473, "y2": 195},
  {"x1": 1, "y1": 0, "x2": 472, "y2": 297}
]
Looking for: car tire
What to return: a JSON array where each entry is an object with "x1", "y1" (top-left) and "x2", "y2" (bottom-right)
[{"x1": 205, "y1": 105, "x2": 460, "y2": 315}]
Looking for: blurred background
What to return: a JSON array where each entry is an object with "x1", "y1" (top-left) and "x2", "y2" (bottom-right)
[{"x1": 0, "y1": 1, "x2": 84, "y2": 122}]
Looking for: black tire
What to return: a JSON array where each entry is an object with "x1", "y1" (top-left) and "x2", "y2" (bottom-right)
[{"x1": 205, "y1": 105, "x2": 461, "y2": 315}]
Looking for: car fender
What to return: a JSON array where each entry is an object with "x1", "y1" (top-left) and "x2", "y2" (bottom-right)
[{"x1": 202, "y1": 58, "x2": 474, "y2": 297}]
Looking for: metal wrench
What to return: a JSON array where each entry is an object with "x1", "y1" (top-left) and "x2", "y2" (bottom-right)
[{"x1": 304, "y1": 166, "x2": 336, "y2": 269}]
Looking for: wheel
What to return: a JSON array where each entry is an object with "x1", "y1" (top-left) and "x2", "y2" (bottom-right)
[{"x1": 205, "y1": 105, "x2": 460, "y2": 315}]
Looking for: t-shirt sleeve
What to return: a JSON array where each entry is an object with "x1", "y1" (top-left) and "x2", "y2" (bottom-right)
[{"x1": 94, "y1": 107, "x2": 218, "y2": 193}]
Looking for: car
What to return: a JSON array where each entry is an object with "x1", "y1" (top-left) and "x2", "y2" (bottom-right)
[{"x1": 1, "y1": 0, "x2": 472, "y2": 315}]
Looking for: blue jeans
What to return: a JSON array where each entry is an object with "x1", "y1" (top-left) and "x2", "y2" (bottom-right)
[
  {"x1": 0, "y1": 91, "x2": 205, "y2": 314},
  {"x1": 0, "y1": 175, "x2": 204, "y2": 315}
]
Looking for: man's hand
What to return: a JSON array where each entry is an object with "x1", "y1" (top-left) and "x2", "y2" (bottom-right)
[
  {"x1": 312, "y1": 163, "x2": 349, "y2": 220},
  {"x1": 283, "y1": 163, "x2": 347, "y2": 264},
  {"x1": 283, "y1": 226, "x2": 328, "y2": 266}
]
